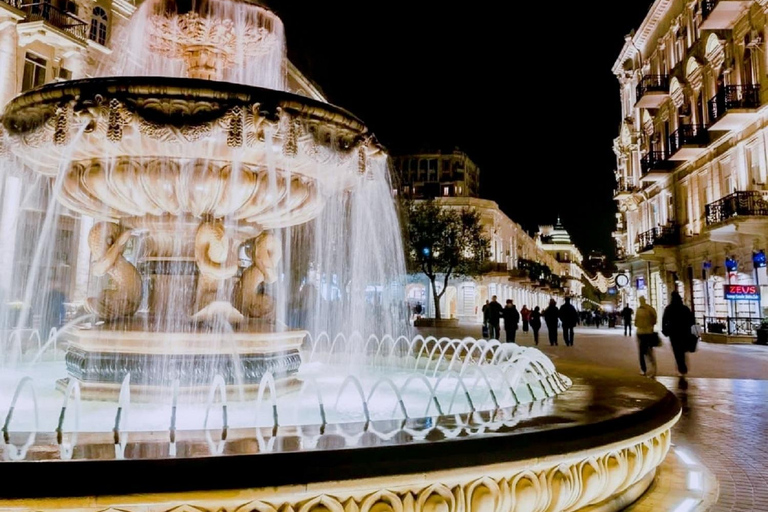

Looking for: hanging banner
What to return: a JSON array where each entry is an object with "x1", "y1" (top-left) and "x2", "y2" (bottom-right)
[{"x1": 724, "y1": 284, "x2": 760, "y2": 301}]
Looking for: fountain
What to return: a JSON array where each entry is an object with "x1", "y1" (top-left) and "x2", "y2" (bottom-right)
[{"x1": 0, "y1": 0, "x2": 680, "y2": 510}]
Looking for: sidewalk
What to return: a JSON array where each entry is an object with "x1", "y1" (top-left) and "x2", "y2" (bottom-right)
[{"x1": 416, "y1": 321, "x2": 768, "y2": 511}]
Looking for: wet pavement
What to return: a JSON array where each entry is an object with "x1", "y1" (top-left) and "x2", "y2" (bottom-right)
[{"x1": 417, "y1": 324, "x2": 768, "y2": 511}]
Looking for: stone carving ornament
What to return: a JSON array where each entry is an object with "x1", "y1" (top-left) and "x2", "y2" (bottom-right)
[
  {"x1": 39, "y1": 426, "x2": 673, "y2": 512},
  {"x1": 85, "y1": 222, "x2": 142, "y2": 320}
]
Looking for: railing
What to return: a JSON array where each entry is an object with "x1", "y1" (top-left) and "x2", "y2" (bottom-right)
[
  {"x1": 707, "y1": 84, "x2": 761, "y2": 122},
  {"x1": 704, "y1": 316, "x2": 761, "y2": 336},
  {"x1": 0, "y1": 0, "x2": 21, "y2": 9},
  {"x1": 636, "y1": 74, "x2": 670, "y2": 99},
  {"x1": 615, "y1": 176, "x2": 638, "y2": 196},
  {"x1": 635, "y1": 224, "x2": 680, "y2": 253},
  {"x1": 19, "y1": 2, "x2": 87, "y2": 40},
  {"x1": 705, "y1": 190, "x2": 768, "y2": 226},
  {"x1": 701, "y1": 0, "x2": 718, "y2": 20},
  {"x1": 640, "y1": 150, "x2": 668, "y2": 175},
  {"x1": 668, "y1": 124, "x2": 708, "y2": 154}
]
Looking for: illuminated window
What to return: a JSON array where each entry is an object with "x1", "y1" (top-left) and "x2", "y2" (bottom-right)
[
  {"x1": 22, "y1": 53, "x2": 46, "y2": 92},
  {"x1": 443, "y1": 186, "x2": 449, "y2": 196},
  {"x1": 89, "y1": 7, "x2": 109, "y2": 46}
]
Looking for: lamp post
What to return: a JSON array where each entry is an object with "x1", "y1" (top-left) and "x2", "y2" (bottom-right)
[
  {"x1": 725, "y1": 256, "x2": 738, "y2": 328},
  {"x1": 753, "y1": 250, "x2": 766, "y2": 319}
]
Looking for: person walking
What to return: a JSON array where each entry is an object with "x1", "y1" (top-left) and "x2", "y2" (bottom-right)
[
  {"x1": 481, "y1": 300, "x2": 490, "y2": 339},
  {"x1": 487, "y1": 295, "x2": 504, "y2": 341},
  {"x1": 559, "y1": 297, "x2": 578, "y2": 346},
  {"x1": 502, "y1": 300, "x2": 520, "y2": 343},
  {"x1": 529, "y1": 306, "x2": 542, "y2": 345},
  {"x1": 543, "y1": 299, "x2": 560, "y2": 346},
  {"x1": 634, "y1": 296, "x2": 658, "y2": 377},
  {"x1": 662, "y1": 291, "x2": 695, "y2": 377},
  {"x1": 520, "y1": 305, "x2": 530, "y2": 332},
  {"x1": 622, "y1": 304, "x2": 634, "y2": 336}
]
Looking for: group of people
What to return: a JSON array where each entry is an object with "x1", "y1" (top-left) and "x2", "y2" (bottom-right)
[
  {"x1": 482, "y1": 296, "x2": 579, "y2": 346},
  {"x1": 622, "y1": 291, "x2": 697, "y2": 377}
]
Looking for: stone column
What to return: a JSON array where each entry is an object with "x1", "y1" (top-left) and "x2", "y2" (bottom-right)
[{"x1": 0, "y1": 16, "x2": 19, "y2": 108}]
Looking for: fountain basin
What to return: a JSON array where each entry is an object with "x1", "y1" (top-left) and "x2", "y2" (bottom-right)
[{"x1": 0, "y1": 362, "x2": 680, "y2": 512}]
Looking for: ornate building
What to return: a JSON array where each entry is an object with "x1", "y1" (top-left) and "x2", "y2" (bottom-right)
[
  {"x1": 394, "y1": 151, "x2": 582, "y2": 322},
  {"x1": 536, "y1": 219, "x2": 585, "y2": 298},
  {"x1": 613, "y1": 0, "x2": 768, "y2": 337},
  {"x1": 0, "y1": 0, "x2": 325, "y2": 316}
]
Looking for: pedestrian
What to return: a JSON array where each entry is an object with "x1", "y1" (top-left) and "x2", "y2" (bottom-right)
[
  {"x1": 520, "y1": 305, "x2": 530, "y2": 332},
  {"x1": 530, "y1": 305, "x2": 542, "y2": 345},
  {"x1": 634, "y1": 296, "x2": 659, "y2": 377},
  {"x1": 622, "y1": 304, "x2": 634, "y2": 336},
  {"x1": 662, "y1": 291, "x2": 696, "y2": 377},
  {"x1": 559, "y1": 297, "x2": 578, "y2": 346},
  {"x1": 543, "y1": 299, "x2": 560, "y2": 346},
  {"x1": 502, "y1": 300, "x2": 520, "y2": 343},
  {"x1": 486, "y1": 295, "x2": 504, "y2": 341},
  {"x1": 481, "y1": 300, "x2": 490, "y2": 338}
]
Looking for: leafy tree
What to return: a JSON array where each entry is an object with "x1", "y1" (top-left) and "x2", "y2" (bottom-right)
[{"x1": 404, "y1": 200, "x2": 489, "y2": 320}]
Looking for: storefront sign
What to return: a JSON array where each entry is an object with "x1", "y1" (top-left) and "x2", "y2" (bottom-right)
[{"x1": 724, "y1": 284, "x2": 760, "y2": 301}]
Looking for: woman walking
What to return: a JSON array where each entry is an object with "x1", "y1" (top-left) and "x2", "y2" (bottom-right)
[
  {"x1": 634, "y1": 296, "x2": 658, "y2": 377},
  {"x1": 530, "y1": 306, "x2": 542, "y2": 345}
]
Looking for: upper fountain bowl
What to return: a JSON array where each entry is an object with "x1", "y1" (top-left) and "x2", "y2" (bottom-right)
[{"x1": 0, "y1": 77, "x2": 384, "y2": 226}]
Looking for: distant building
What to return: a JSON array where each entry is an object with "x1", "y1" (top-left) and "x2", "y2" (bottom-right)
[
  {"x1": 392, "y1": 148, "x2": 480, "y2": 199},
  {"x1": 535, "y1": 219, "x2": 584, "y2": 298},
  {"x1": 393, "y1": 151, "x2": 586, "y2": 321}
]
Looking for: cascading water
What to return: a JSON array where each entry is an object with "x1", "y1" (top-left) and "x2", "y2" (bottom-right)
[{"x1": 0, "y1": 0, "x2": 568, "y2": 448}]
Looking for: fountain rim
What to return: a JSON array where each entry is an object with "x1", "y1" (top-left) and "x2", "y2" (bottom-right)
[
  {"x1": 1, "y1": 76, "x2": 371, "y2": 138},
  {"x1": 0, "y1": 363, "x2": 681, "y2": 499}
]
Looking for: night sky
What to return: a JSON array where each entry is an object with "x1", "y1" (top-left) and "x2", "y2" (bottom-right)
[{"x1": 268, "y1": 1, "x2": 654, "y2": 258}]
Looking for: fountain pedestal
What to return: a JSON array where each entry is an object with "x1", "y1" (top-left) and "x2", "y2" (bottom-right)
[{"x1": 58, "y1": 320, "x2": 306, "y2": 401}]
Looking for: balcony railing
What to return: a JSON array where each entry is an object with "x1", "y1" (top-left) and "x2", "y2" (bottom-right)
[
  {"x1": 19, "y1": 2, "x2": 87, "y2": 40},
  {"x1": 640, "y1": 150, "x2": 668, "y2": 175},
  {"x1": 636, "y1": 75, "x2": 670, "y2": 99},
  {"x1": 701, "y1": 0, "x2": 718, "y2": 20},
  {"x1": 705, "y1": 190, "x2": 768, "y2": 225},
  {"x1": 0, "y1": 0, "x2": 21, "y2": 9},
  {"x1": 636, "y1": 224, "x2": 680, "y2": 253},
  {"x1": 704, "y1": 316, "x2": 761, "y2": 336},
  {"x1": 707, "y1": 84, "x2": 761, "y2": 122},
  {"x1": 615, "y1": 176, "x2": 638, "y2": 196},
  {"x1": 668, "y1": 124, "x2": 708, "y2": 154}
]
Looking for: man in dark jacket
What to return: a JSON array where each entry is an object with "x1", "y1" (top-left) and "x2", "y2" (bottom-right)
[
  {"x1": 662, "y1": 291, "x2": 695, "y2": 376},
  {"x1": 621, "y1": 304, "x2": 634, "y2": 336},
  {"x1": 543, "y1": 299, "x2": 560, "y2": 346},
  {"x1": 559, "y1": 297, "x2": 579, "y2": 346},
  {"x1": 487, "y1": 295, "x2": 504, "y2": 340},
  {"x1": 502, "y1": 300, "x2": 520, "y2": 343}
]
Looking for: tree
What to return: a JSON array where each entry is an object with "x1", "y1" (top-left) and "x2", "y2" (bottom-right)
[{"x1": 404, "y1": 200, "x2": 489, "y2": 320}]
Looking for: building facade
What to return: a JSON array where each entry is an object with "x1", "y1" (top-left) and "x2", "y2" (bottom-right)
[
  {"x1": 536, "y1": 219, "x2": 585, "y2": 298},
  {"x1": 613, "y1": 0, "x2": 768, "y2": 335},
  {"x1": 0, "y1": 0, "x2": 325, "y2": 319},
  {"x1": 395, "y1": 152, "x2": 583, "y2": 322}
]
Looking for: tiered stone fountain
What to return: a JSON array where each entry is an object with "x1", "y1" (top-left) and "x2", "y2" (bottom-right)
[{"x1": 1, "y1": 0, "x2": 384, "y2": 399}]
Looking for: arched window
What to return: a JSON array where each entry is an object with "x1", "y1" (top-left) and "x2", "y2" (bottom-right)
[{"x1": 89, "y1": 6, "x2": 108, "y2": 46}]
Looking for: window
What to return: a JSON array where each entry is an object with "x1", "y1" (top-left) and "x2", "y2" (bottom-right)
[
  {"x1": 56, "y1": 67, "x2": 72, "y2": 81},
  {"x1": 89, "y1": 6, "x2": 108, "y2": 46},
  {"x1": 443, "y1": 186, "x2": 449, "y2": 196},
  {"x1": 22, "y1": 53, "x2": 47, "y2": 92}
]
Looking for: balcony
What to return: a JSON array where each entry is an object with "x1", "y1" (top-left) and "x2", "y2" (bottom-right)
[
  {"x1": 614, "y1": 177, "x2": 639, "y2": 199},
  {"x1": 700, "y1": 0, "x2": 752, "y2": 30},
  {"x1": 636, "y1": 75, "x2": 670, "y2": 109},
  {"x1": 640, "y1": 150, "x2": 677, "y2": 182},
  {"x1": 635, "y1": 225, "x2": 680, "y2": 254},
  {"x1": 0, "y1": 0, "x2": 23, "y2": 15},
  {"x1": 707, "y1": 84, "x2": 761, "y2": 131},
  {"x1": 18, "y1": 2, "x2": 88, "y2": 42},
  {"x1": 668, "y1": 124, "x2": 709, "y2": 161},
  {"x1": 705, "y1": 190, "x2": 768, "y2": 239}
]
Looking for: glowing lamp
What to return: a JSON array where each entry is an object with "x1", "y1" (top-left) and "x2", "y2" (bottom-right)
[{"x1": 725, "y1": 257, "x2": 738, "y2": 272}]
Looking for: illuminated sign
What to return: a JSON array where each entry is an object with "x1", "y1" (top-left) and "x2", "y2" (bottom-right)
[
  {"x1": 636, "y1": 277, "x2": 646, "y2": 290},
  {"x1": 724, "y1": 284, "x2": 760, "y2": 301},
  {"x1": 754, "y1": 250, "x2": 767, "y2": 269}
]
